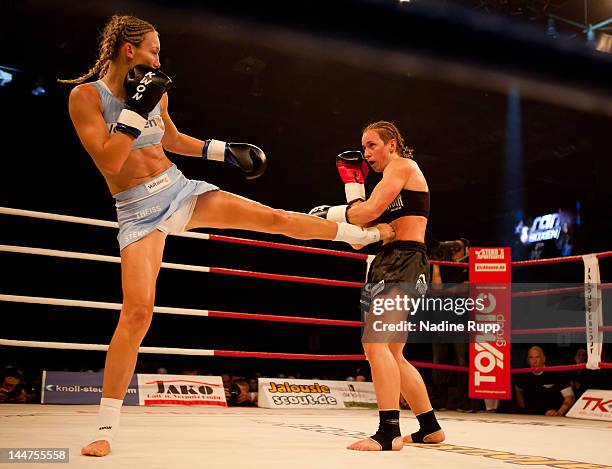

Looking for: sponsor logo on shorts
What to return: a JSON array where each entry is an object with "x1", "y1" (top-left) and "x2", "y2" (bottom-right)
[
  {"x1": 416, "y1": 273, "x2": 428, "y2": 295},
  {"x1": 368, "y1": 280, "x2": 385, "y2": 297},
  {"x1": 124, "y1": 229, "x2": 149, "y2": 243},
  {"x1": 135, "y1": 205, "x2": 162, "y2": 219},
  {"x1": 145, "y1": 174, "x2": 171, "y2": 193}
]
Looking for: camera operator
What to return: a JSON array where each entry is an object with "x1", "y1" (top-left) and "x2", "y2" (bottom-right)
[
  {"x1": 225, "y1": 378, "x2": 257, "y2": 406},
  {"x1": 0, "y1": 366, "x2": 34, "y2": 404},
  {"x1": 429, "y1": 239, "x2": 473, "y2": 412}
]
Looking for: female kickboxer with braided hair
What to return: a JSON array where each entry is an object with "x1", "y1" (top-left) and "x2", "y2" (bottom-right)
[
  {"x1": 311, "y1": 120, "x2": 445, "y2": 451},
  {"x1": 351, "y1": 121, "x2": 444, "y2": 451},
  {"x1": 61, "y1": 15, "x2": 394, "y2": 457}
]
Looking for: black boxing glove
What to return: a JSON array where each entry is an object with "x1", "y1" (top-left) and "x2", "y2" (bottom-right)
[
  {"x1": 202, "y1": 139, "x2": 267, "y2": 180},
  {"x1": 115, "y1": 65, "x2": 173, "y2": 139},
  {"x1": 308, "y1": 204, "x2": 349, "y2": 223}
]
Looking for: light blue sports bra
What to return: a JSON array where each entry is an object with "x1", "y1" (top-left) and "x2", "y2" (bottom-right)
[{"x1": 91, "y1": 80, "x2": 164, "y2": 150}]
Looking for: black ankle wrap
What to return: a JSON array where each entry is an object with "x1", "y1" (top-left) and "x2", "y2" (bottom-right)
[
  {"x1": 410, "y1": 409, "x2": 441, "y2": 443},
  {"x1": 370, "y1": 409, "x2": 401, "y2": 450}
]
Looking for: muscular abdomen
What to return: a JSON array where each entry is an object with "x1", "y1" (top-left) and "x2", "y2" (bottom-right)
[{"x1": 388, "y1": 216, "x2": 427, "y2": 244}]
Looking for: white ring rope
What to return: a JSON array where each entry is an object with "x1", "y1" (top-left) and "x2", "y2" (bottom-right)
[
  {"x1": 0, "y1": 294, "x2": 210, "y2": 317},
  {"x1": 0, "y1": 244, "x2": 211, "y2": 274},
  {"x1": 0, "y1": 339, "x2": 214, "y2": 356},
  {"x1": 0, "y1": 206, "x2": 211, "y2": 240}
]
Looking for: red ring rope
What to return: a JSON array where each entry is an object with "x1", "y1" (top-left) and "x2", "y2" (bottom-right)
[
  {"x1": 208, "y1": 234, "x2": 369, "y2": 260},
  {"x1": 205, "y1": 308, "x2": 612, "y2": 336},
  {"x1": 510, "y1": 364, "x2": 586, "y2": 374},
  {"x1": 512, "y1": 326, "x2": 612, "y2": 335},
  {"x1": 214, "y1": 350, "x2": 365, "y2": 360},
  {"x1": 209, "y1": 266, "x2": 363, "y2": 288},
  {"x1": 432, "y1": 260, "x2": 469, "y2": 267},
  {"x1": 409, "y1": 361, "x2": 468, "y2": 372},
  {"x1": 511, "y1": 251, "x2": 612, "y2": 267},
  {"x1": 207, "y1": 310, "x2": 362, "y2": 327},
  {"x1": 511, "y1": 283, "x2": 612, "y2": 298}
]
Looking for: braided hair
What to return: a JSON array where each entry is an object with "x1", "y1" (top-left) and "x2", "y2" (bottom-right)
[
  {"x1": 58, "y1": 15, "x2": 156, "y2": 84},
  {"x1": 362, "y1": 120, "x2": 414, "y2": 159}
]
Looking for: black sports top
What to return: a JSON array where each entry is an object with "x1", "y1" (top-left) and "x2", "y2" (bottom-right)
[{"x1": 375, "y1": 189, "x2": 430, "y2": 224}]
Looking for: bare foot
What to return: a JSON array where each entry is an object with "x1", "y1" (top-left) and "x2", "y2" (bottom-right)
[
  {"x1": 347, "y1": 437, "x2": 403, "y2": 451},
  {"x1": 403, "y1": 429, "x2": 445, "y2": 444},
  {"x1": 81, "y1": 440, "x2": 111, "y2": 457}
]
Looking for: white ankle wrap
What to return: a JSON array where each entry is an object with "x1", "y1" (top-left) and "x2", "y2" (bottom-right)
[
  {"x1": 95, "y1": 397, "x2": 123, "y2": 443},
  {"x1": 334, "y1": 222, "x2": 380, "y2": 245}
]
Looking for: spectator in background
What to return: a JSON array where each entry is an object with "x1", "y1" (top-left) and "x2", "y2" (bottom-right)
[
  {"x1": 570, "y1": 347, "x2": 610, "y2": 398},
  {"x1": 221, "y1": 373, "x2": 232, "y2": 389},
  {"x1": 226, "y1": 378, "x2": 257, "y2": 406},
  {"x1": 570, "y1": 347, "x2": 589, "y2": 399},
  {"x1": 0, "y1": 367, "x2": 34, "y2": 404},
  {"x1": 249, "y1": 378, "x2": 258, "y2": 393},
  {"x1": 399, "y1": 395, "x2": 410, "y2": 410},
  {"x1": 182, "y1": 368, "x2": 201, "y2": 376},
  {"x1": 430, "y1": 238, "x2": 473, "y2": 412},
  {"x1": 352, "y1": 367, "x2": 369, "y2": 383},
  {"x1": 515, "y1": 346, "x2": 575, "y2": 416},
  {"x1": 574, "y1": 347, "x2": 587, "y2": 365}
]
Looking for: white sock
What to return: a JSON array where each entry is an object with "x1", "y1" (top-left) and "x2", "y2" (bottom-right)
[
  {"x1": 95, "y1": 397, "x2": 123, "y2": 443},
  {"x1": 334, "y1": 222, "x2": 380, "y2": 245}
]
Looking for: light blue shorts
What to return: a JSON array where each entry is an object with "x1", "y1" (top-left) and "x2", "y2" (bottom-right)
[{"x1": 114, "y1": 164, "x2": 218, "y2": 251}]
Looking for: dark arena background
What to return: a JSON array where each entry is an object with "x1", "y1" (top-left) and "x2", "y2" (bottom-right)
[{"x1": 0, "y1": 1, "x2": 611, "y2": 467}]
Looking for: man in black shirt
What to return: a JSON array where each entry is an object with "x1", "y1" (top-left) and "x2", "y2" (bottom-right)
[{"x1": 515, "y1": 346, "x2": 575, "y2": 416}]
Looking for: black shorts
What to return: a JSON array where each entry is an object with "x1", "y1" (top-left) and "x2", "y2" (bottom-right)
[
  {"x1": 367, "y1": 241, "x2": 429, "y2": 285},
  {"x1": 362, "y1": 241, "x2": 430, "y2": 343}
]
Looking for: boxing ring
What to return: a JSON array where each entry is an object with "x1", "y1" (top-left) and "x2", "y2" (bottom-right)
[
  {"x1": 1, "y1": 406, "x2": 610, "y2": 468},
  {"x1": 1, "y1": 206, "x2": 610, "y2": 468}
]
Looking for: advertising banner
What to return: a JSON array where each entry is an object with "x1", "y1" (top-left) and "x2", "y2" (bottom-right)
[
  {"x1": 583, "y1": 254, "x2": 603, "y2": 370},
  {"x1": 566, "y1": 389, "x2": 612, "y2": 422},
  {"x1": 468, "y1": 247, "x2": 512, "y2": 400},
  {"x1": 258, "y1": 378, "x2": 375, "y2": 409},
  {"x1": 41, "y1": 371, "x2": 139, "y2": 405},
  {"x1": 137, "y1": 374, "x2": 226, "y2": 407},
  {"x1": 342, "y1": 381, "x2": 377, "y2": 409}
]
